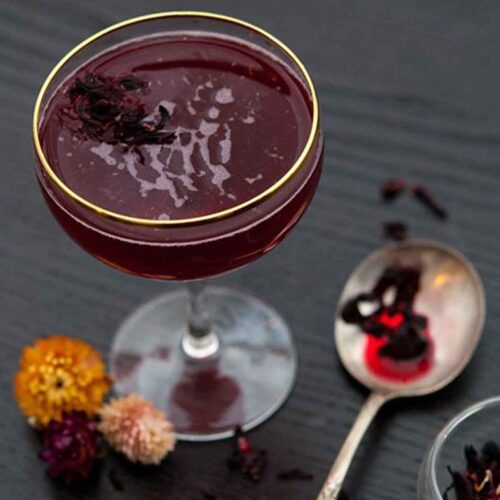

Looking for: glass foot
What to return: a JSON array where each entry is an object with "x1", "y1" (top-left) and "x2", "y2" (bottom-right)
[{"x1": 110, "y1": 287, "x2": 297, "y2": 441}]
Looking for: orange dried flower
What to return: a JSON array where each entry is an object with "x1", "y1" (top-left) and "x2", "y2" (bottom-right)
[{"x1": 14, "y1": 335, "x2": 111, "y2": 426}]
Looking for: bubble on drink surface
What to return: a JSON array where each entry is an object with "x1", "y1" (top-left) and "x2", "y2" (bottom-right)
[
  {"x1": 219, "y1": 125, "x2": 232, "y2": 164},
  {"x1": 267, "y1": 152, "x2": 284, "y2": 160},
  {"x1": 215, "y1": 87, "x2": 234, "y2": 104},
  {"x1": 90, "y1": 143, "x2": 117, "y2": 166},
  {"x1": 245, "y1": 174, "x2": 263, "y2": 185},
  {"x1": 242, "y1": 115, "x2": 255, "y2": 125},
  {"x1": 158, "y1": 213, "x2": 170, "y2": 220},
  {"x1": 211, "y1": 165, "x2": 231, "y2": 193},
  {"x1": 122, "y1": 149, "x2": 185, "y2": 208},
  {"x1": 193, "y1": 84, "x2": 204, "y2": 102},
  {"x1": 200, "y1": 120, "x2": 220, "y2": 137},
  {"x1": 187, "y1": 101, "x2": 196, "y2": 116},
  {"x1": 266, "y1": 147, "x2": 284, "y2": 160},
  {"x1": 157, "y1": 100, "x2": 176, "y2": 116},
  {"x1": 148, "y1": 148, "x2": 186, "y2": 203},
  {"x1": 208, "y1": 107, "x2": 220, "y2": 119}
]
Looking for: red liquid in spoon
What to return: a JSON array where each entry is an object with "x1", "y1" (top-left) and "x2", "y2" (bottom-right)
[{"x1": 364, "y1": 311, "x2": 433, "y2": 383}]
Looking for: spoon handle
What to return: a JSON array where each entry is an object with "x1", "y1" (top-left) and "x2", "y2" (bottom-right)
[{"x1": 316, "y1": 392, "x2": 389, "y2": 500}]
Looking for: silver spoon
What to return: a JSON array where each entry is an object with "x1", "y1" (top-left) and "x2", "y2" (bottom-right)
[{"x1": 317, "y1": 240, "x2": 485, "y2": 500}]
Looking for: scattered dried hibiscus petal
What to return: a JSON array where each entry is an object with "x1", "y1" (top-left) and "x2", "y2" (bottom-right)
[
  {"x1": 227, "y1": 426, "x2": 267, "y2": 483},
  {"x1": 381, "y1": 178, "x2": 406, "y2": 201},
  {"x1": 383, "y1": 221, "x2": 408, "y2": 241},
  {"x1": 412, "y1": 185, "x2": 448, "y2": 220},
  {"x1": 277, "y1": 468, "x2": 314, "y2": 481}
]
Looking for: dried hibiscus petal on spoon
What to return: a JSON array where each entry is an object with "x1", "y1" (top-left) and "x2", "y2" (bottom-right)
[{"x1": 340, "y1": 264, "x2": 430, "y2": 362}]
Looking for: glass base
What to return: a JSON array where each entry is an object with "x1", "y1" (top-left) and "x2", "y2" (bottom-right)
[{"x1": 110, "y1": 287, "x2": 297, "y2": 441}]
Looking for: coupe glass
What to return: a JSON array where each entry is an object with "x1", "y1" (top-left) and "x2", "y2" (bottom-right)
[
  {"x1": 418, "y1": 396, "x2": 500, "y2": 499},
  {"x1": 33, "y1": 12, "x2": 323, "y2": 441}
]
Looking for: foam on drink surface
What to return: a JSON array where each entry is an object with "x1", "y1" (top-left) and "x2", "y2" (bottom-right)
[{"x1": 40, "y1": 33, "x2": 313, "y2": 220}]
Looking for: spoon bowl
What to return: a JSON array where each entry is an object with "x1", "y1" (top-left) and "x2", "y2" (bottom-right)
[
  {"x1": 318, "y1": 240, "x2": 485, "y2": 499},
  {"x1": 336, "y1": 240, "x2": 485, "y2": 397}
]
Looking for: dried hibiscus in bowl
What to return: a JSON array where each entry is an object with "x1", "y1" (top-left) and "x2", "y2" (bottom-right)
[{"x1": 445, "y1": 442, "x2": 500, "y2": 499}]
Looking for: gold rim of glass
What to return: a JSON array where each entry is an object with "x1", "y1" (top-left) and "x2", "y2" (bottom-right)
[{"x1": 33, "y1": 11, "x2": 320, "y2": 227}]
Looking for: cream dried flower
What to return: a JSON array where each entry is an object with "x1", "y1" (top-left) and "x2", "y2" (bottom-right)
[{"x1": 98, "y1": 394, "x2": 175, "y2": 464}]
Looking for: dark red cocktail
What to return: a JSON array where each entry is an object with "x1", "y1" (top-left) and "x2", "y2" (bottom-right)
[
  {"x1": 33, "y1": 13, "x2": 323, "y2": 441},
  {"x1": 36, "y1": 27, "x2": 322, "y2": 279}
]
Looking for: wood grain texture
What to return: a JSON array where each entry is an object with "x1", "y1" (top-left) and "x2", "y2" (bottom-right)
[{"x1": 2, "y1": 0, "x2": 500, "y2": 498}]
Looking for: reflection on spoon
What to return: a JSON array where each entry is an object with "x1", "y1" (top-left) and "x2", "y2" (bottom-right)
[{"x1": 317, "y1": 240, "x2": 485, "y2": 499}]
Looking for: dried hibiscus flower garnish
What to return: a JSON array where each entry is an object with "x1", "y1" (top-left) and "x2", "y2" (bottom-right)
[
  {"x1": 39, "y1": 411, "x2": 103, "y2": 484},
  {"x1": 341, "y1": 264, "x2": 429, "y2": 361},
  {"x1": 381, "y1": 178, "x2": 406, "y2": 202},
  {"x1": 379, "y1": 179, "x2": 448, "y2": 243},
  {"x1": 227, "y1": 426, "x2": 267, "y2": 483},
  {"x1": 445, "y1": 441, "x2": 500, "y2": 499},
  {"x1": 383, "y1": 221, "x2": 408, "y2": 242},
  {"x1": 62, "y1": 73, "x2": 176, "y2": 147},
  {"x1": 14, "y1": 335, "x2": 111, "y2": 426},
  {"x1": 412, "y1": 185, "x2": 448, "y2": 220}
]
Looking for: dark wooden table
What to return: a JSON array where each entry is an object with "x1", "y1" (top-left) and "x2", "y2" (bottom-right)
[{"x1": 3, "y1": 1, "x2": 500, "y2": 498}]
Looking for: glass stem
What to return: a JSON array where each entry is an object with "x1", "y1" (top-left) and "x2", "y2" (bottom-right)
[{"x1": 182, "y1": 281, "x2": 220, "y2": 359}]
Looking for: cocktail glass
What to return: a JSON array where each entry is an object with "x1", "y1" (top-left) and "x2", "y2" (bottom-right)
[{"x1": 33, "y1": 12, "x2": 323, "y2": 441}]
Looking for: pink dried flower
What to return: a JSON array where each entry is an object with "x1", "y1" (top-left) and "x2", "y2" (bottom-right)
[
  {"x1": 39, "y1": 411, "x2": 102, "y2": 484},
  {"x1": 98, "y1": 394, "x2": 175, "y2": 465}
]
